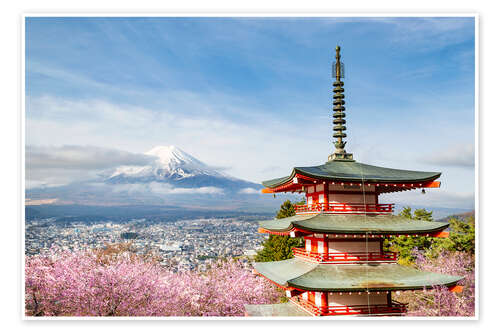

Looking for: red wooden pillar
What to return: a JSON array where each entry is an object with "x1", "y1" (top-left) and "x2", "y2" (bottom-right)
[{"x1": 320, "y1": 292, "x2": 328, "y2": 315}]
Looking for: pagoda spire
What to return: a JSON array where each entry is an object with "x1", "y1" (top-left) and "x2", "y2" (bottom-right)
[{"x1": 328, "y1": 46, "x2": 353, "y2": 161}]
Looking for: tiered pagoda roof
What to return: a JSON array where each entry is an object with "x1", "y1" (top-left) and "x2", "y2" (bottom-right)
[
  {"x1": 255, "y1": 258, "x2": 461, "y2": 292},
  {"x1": 258, "y1": 213, "x2": 450, "y2": 236},
  {"x1": 263, "y1": 160, "x2": 441, "y2": 188}
]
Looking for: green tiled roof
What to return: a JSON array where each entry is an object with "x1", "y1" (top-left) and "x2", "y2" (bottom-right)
[
  {"x1": 259, "y1": 213, "x2": 449, "y2": 235},
  {"x1": 255, "y1": 258, "x2": 462, "y2": 292},
  {"x1": 262, "y1": 160, "x2": 441, "y2": 188}
]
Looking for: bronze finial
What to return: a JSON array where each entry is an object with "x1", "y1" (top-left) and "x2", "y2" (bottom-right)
[
  {"x1": 335, "y1": 46, "x2": 342, "y2": 81},
  {"x1": 328, "y1": 45, "x2": 353, "y2": 162}
]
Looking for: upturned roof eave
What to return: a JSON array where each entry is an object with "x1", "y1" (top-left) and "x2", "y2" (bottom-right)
[
  {"x1": 258, "y1": 214, "x2": 450, "y2": 235},
  {"x1": 261, "y1": 162, "x2": 442, "y2": 189},
  {"x1": 254, "y1": 259, "x2": 463, "y2": 293},
  {"x1": 285, "y1": 279, "x2": 463, "y2": 293},
  {"x1": 289, "y1": 222, "x2": 449, "y2": 235}
]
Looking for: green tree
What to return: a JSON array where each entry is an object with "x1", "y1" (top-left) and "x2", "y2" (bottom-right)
[
  {"x1": 427, "y1": 216, "x2": 475, "y2": 257},
  {"x1": 255, "y1": 200, "x2": 304, "y2": 262},
  {"x1": 384, "y1": 207, "x2": 434, "y2": 265},
  {"x1": 275, "y1": 200, "x2": 296, "y2": 219},
  {"x1": 385, "y1": 207, "x2": 475, "y2": 265}
]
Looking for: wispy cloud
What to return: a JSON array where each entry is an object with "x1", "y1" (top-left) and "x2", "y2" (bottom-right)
[
  {"x1": 376, "y1": 17, "x2": 474, "y2": 51},
  {"x1": 382, "y1": 189, "x2": 474, "y2": 210},
  {"x1": 26, "y1": 145, "x2": 156, "y2": 188},
  {"x1": 25, "y1": 17, "x2": 475, "y2": 200},
  {"x1": 110, "y1": 182, "x2": 224, "y2": 195},
  {"x1": 26, "y1": 94, "x2": 329, "y2": 183},
  {"x1": 422, "y1": 144, "x2": 475, "y2": 168},
  {"x1": 238, "y1": 188, "x2": 261, "y2": 194},
  {"x1": 27, "y1": 145, "x2": 155, "y2": 170}
]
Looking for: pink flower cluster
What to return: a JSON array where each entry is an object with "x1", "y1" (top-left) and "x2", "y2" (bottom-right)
[
  {"x1": 25, "y1": 249, "x2": 281, "y2": 317},
  {"x1": 405, "y1": 250, "x2": 475, "y2": 317}
]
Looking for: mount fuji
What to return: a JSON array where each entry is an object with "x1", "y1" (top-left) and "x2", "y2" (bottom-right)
[
  {"x1": 26, "y1": 145, "x2": 288, "y2": 211},
  {"x1": 106, "y1": 145, "x2": 260, "y2": 192}
]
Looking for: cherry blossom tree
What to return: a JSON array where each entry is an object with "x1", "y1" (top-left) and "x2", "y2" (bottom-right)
[
  {"x1": 397, "y1": 250, "x2": 475, "y2": 317},
  {"x1": 25, "y1": 247, "x2": 281, "y2": 317}
]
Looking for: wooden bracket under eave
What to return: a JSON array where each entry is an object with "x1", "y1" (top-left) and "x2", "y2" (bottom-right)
[
  {"x1": 432, "y1": 231, "x2": 449, "y2": 238},
  {"x1": 448, "y1": 285, "x2": 464, "y2": 293},
  {"x1": 425, "y1": 181, "x2": 441, "y2": 188}
]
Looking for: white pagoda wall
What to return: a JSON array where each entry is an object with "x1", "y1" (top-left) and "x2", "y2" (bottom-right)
[
  {"x1": 327, "y1": 292, "x2": 388, "y2": 306},
  {"x1": 327, "y1": 240, "x2": 381, "y2": 253},
  {"x1": 305, "y1": 184, "x2": 378, "y2": 205},
  {"x1": 328, "y1": 193, "x2": 376, "y2": 204}
]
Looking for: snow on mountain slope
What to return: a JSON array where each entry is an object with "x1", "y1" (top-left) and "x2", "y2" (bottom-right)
[
  {"x1": 107, "y1": 146, "x2": 258, "y2": 191},
  {"x1": 110, "y1": 146, "x2": 223, "y2": 180}
]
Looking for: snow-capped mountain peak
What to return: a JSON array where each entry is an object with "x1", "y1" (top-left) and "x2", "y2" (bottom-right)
[
  {"x1": 108, "y1": 145, "x2": 223, "y2": 182},
  {"x1": 145, "y1": 145, "x2": 209, "y2": 174}
]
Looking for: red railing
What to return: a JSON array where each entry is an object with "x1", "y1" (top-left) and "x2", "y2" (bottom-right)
[
  {"x1": 291, "y1": 296, "x2": 407, "y2": 316},
  {"x1": 292, "y1": 248, "x2": 397, "y2": 263},
  {"x1": 294, "y1": 203, "x2": 394, "y2": 214}
]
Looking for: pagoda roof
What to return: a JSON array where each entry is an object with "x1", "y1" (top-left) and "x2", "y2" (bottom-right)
[
  {"x1": 258, "y1": 213, "x2": 449, "y2": 235},
  {"x1": 254, "y1": 258, "x2": 462, "y2": 292},
  {"x1": 262, "y1": 160, "x2": 441, "y2": 189}
]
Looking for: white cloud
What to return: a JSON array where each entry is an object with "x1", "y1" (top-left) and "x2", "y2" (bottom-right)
[
  {"x1": 238, "y1": 187, "x2": 261, "y2": 194},
  {"x1": 27, "y1": 145, "x2": 155, "y2": 170},
  {"x1": 26, "y1": 145, "x2": 156, "y2": 188},
  {"x1": 381, "y1": 189, "x2": 474, "y2": 210},
  {"x1": 376, "y1": 17, "x2": 474, "y2": 52},
  {"x1": 110, "y1": 182, "x2": 224, "y2": 195},
  {"x1": 26, "y1": 94, "x2": 329, "y2": 184},
  {"x1": 422, "y1": 144, "x2": 475, "y2": 168}
]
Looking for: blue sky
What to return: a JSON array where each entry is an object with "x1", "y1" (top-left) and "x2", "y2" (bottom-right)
[{"x1": 25, "y1": 16, "x2": 475, "y2": 209}]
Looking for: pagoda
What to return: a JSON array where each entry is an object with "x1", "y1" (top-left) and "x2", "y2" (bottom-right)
[{"x1": 245, "y1": 46, "x2": 463, "y2": 317}]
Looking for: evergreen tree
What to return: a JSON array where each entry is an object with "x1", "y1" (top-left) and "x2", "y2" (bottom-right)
[
  {"x1": 428, "y1": 216, "x2": 475, "y2": 256},
  {"x1": 384, "y1": 206, "x2": 434, "y2": 265},
  {"x1": 385, "y1": 207, "x2": 475, "y2": 265},
  {"x1": 255, "y1": 200, "x2": 304, "y2": 262}
]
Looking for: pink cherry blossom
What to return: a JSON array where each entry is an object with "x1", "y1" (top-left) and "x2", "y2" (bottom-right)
[{"x1": 25, "y1": 248, "x2": 281, "y2": 317}]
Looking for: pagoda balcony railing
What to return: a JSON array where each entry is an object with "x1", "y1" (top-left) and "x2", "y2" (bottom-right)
[
  {"x1": 294, "y1": 203, "x2": 394, "y2": 215},
  {"x1": 290, "y1": 296, "x2": 407, "y2": 316},
  {"x1": 292, "y1": 248, "x2": 398, "y2": 263}
]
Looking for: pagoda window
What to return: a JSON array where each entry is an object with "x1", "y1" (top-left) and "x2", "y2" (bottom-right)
[
  {"x1": 307, "y1": 186, "x2": 315, "y2": 194},
  {"x1": 316, "y1": 184, "x2": 324, "y2": 192}
]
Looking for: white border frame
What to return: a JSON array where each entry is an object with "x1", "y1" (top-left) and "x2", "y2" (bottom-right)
[{"x1": 20, "y1": 13, "x2": 479, "y2": 321}]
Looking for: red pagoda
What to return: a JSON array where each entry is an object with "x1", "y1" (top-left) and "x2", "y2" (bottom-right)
[{"x1": 245, "y1": 46, "x2": 463, "y2": 317}]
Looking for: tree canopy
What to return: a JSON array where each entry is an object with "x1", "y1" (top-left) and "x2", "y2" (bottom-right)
[
  {"x1": 385, "y1": 207, "x2": 475, "y2": 265},
  {"x1": 255, "y1": 200, "x2": 304, "y2": 262}
]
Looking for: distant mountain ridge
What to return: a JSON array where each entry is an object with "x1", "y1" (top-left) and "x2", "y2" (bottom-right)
[
  {"x1": 437, "y1": 211, "x2": 475, "y2": 222},
  {"x1": 26, "y1": 145, "x2": 279, "y2": 210}
]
